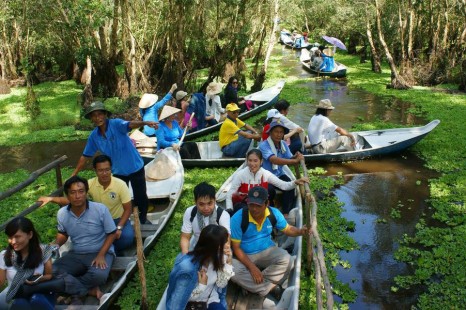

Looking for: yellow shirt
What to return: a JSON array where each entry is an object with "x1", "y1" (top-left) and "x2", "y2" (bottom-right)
[
  {"x1": 219, "y1": 118, "x2": 245, "y2": 148},
  {"x1": 88, "y1": 176, "x2": 131, "y2": 219}
]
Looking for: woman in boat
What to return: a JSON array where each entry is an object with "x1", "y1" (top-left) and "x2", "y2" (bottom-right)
[
  {"x1": 225, "y1": 148, "x2": 308, "y2": 213},
  {"x1": 205, "y1": 82, "x2": 226, "y2": 123},
  {"x1": 307, "y1": 99, "x2": 357, "y2": 154},
  {"x1": 176, "y1": 90, "x2": 215, "y2": 132},
  {"x1": 319, "y1": 48, "x2": 336, "y2": 72},
  {"x1": 262, "y1": 108, "x2": 305, "y2": 154},
  {"x1": 223, "y1": 76, "x2": 251, "y2": 112},
  {"x1": 0, "y1": 217, "x2": 56, "y2": 310},
  {"x1": 166, "y1": 225, "x2": 233, "y2": 310},
  {"x1": 156, "y1": 105, "x2": 200, "y2": 159}
]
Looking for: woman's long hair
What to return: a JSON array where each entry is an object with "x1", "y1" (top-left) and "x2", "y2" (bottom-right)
[
  {"x1": 189, "y1": 225, "x2": 228, "y2": 271},
  {"x1": 4, "y1": 217, "x2": 43, "y2": 269}
]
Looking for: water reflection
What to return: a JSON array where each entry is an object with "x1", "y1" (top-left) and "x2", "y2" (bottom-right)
[{"x1": 325, "y1": 154, "x2": 437, "y2": 309}]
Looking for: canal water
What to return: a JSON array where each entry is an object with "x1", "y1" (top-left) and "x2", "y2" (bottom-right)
[{"x1": 0, "y1": 45, "x2": 438, "y2": 308}]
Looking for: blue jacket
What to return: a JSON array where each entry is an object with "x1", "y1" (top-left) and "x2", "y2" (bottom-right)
[
  {"x1": 166, "y1": 253, "x2": 200, "y2": 310},
  {"x1": 139, "y1": 93, "x2": 173, "y2": 136}
]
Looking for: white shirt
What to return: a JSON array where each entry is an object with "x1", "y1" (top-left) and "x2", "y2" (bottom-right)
[
  {"x1": 0, "y1": 250, "x2": 45, "y2": 288},
  {"x1": 307, "y1": 114, "x2": 338, "y2": 145},
  {"x1": 205, "y1": 94, "x2": 225, "y2": 122},
  {"x1": 181, "y1": 205, "x2": 231, "y2": 251}
]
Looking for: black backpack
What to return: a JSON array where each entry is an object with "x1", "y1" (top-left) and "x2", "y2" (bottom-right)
[
  {"x1": 240, "y1": 206, "x2": 277, "y2": 233},
  {"x1": 189, "y1": 207, "x2": 224, "y2": 224}
]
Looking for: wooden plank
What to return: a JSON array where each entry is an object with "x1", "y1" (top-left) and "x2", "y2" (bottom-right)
[{"x1": 111, "y1": 256, "x2": 135, "y2": 272}]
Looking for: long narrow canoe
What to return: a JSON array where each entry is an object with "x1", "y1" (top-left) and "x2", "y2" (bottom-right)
[
  {"x1": 155, "y1": 163, "x2": 303, "y2": 310},
  {"x1": 184, "y1": 80, "x2": 285, "y2": 141},
  {"x1": 179, "y1": 120, "x2": 440, "y2": 167},
  {"x1": 280, "y1": 30, "x2": 308, "y2": 50},
  {"x1": 57, "y1": 148, "x2": 184, "y2": 309},
  {"x1": 301, "y1": 60, "x2": 347, "y2": 78},
  {"x1": 216, "y1": 163, "x2": 303, "y2": 309}
]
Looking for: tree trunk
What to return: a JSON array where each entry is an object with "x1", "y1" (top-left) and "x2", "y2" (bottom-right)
[
  {"x1": 81, "y1": 56, "x2": 94, "y2": 109},
  {"x1": 366, "y1": 12, "x2": 381, "y2": 73},
  {"x1": 375, "y1": 0, "x2": 410, "y2": 89},
  {"x1": 407, "y1": 0, "x2": 415, "y2": 60}
]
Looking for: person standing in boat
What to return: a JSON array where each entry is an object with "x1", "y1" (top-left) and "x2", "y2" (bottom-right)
[
  {"x1": 259, "y1": 120, "x2": 304, "y2": 216},
  {"x1": 175, "y1": 89, "x2": 215, "y2": 133},
  {"x1": 166, "y1": 225, "x2": 233, "y2": 310},
  {"x1": 307, "y1": 99, "x2": 356, "y2": 154},
  {"x1": 72, "y1": 101, "x2": 157, "y2": 224},
  {"x1": 230, "y1": 186, "x2": 307, "y2": 300},
  {"x1": 205, "y1": 82, "x2": 226, "y2": 123},
  {"x1": 156, "y1": 105, "x2": 200, "y2": 159},
  {"x1": 219, "y1": 103, "x2": 261, "y2": 158},
  {"x1": 138, "y1": 83, "x2": 177, "y2": 137},
  {"x1": 39, "y1": 155, "x2": 135, "y2": 256},
  {"x1": 225, "y1": 149, "x2": 308, "y2": 214}
]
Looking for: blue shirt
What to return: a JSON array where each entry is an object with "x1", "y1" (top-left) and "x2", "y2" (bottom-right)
[
  {"x1": 166, "y1": 253, "x2": 201, "y2": 309},
  {"x1": 259, "y1": 140, "x2": 292, "y2": 177},
  {"x1": 83, "y1": 118, "x2": 143, "y2": 176},
  {"x1": 156, "y1": 120, "x2": 183, "y2": 150},
  {"x1": 57, "y1": 201, "x2": 116, "y2": 254},
  {"x1": 139, "y1": 93, "x2": 173, "y2": 136},
  {"x1": 230, "y1": 207, "x2": 288, "y2": 255}
]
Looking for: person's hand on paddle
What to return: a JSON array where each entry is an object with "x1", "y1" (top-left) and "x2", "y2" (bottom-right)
[
  {"x1": 198, "y1": 269, "x2": 208, "y2": 285},
  {"x1": 169, "y1": 83, "x2": 177, "y2": 94},
  {"x1": 299, "y1": 225, "x2": 309, "y2": 236},
  {"x1": 92, "y1": 254, "x2": 108, "y2": 269},
  {"x1": 146, "y1": 121, "x2": 159, "y2": 129},
  {"x1": 37, "y1": 196, "x2": 53, "y2": 207},
  {"x1": 293, "y1": 151, "x2": 304, "y2": 163},
  {"x1": 294, "y1": 177, "x2": 309, "y2": 185},
  {"x1": 172, "y1": 144, "x2": 180, "y2": 151},
  {"x1": 248, "y1": 264, "x2": 263, "y2": 284}
]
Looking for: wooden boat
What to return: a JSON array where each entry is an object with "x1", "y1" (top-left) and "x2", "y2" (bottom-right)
[
  {"x1": 58, "y1": 148, "x2": 184, "y2": 309},
  {"x1": 155, "y1": 162, "x2": 303, "y2": 310},
  {"x1": 178, "y1": 120, "x2": 440, "y2": 167},
  {"x1": 300, "y1": 47, "x2": 347, "y2": 78},
  {"x1": 280, "y1": 30, "x2": 308, "y2": 50},
  {"x1": 184, "y1": 80, "x2": 286, "y2": 141}
]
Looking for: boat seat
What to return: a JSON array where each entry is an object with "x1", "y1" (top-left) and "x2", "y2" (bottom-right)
[{"x1": 141, "y1": 224, "x2": 158, "y2": 238}]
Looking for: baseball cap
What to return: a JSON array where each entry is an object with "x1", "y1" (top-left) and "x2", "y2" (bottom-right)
[{"x1": 247, "y1": 186, "x2": 268, "y2": 206}]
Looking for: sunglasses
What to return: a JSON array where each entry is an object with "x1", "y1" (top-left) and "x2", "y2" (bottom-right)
[{"x1": 232, "y1": 81, "x2": 238, "y2": 84}]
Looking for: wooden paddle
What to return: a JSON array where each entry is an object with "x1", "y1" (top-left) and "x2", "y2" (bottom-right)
[
  {"x1": 178, "y1": 112, "x2": 195, "y2": 147},
  {"x1": 132, "y1": 206, "x2": 148, "y2": 310}
]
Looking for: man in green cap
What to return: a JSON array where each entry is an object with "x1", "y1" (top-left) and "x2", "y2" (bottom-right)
[{"x1": 71, "y1": 101, "x2": 157, "y2": 224}]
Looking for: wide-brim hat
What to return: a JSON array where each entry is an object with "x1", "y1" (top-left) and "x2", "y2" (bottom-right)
[
  {"x1": 206, "y1": 82, "x2": 223, "y2": 96},
  {"x1": 84, "y1": 101, "x2": 112, "y2": 119},
  {"x1": 159, "y1": 105, "x2": 181, "y2": 121},
  {"x1": 226, "y1": 103, "x2": 241, "y2": 112},
  {"x1": 138, "y1": 93, "x2": 159, "y2": 109},
  {"x1": 267, "y1": 119, "x2": 289, "y2": 134},
  {"x1": 145, "y1": 152, "x2": 176, "y2": 181},
  {"x1": 175, "y1": 91, "x2": 188, "y2": 101},
  {"x1": 322, "y1": 48, "x2": 335, "y2": 57},
  {"x1": 247, "y1": 186, "x2": 268, "y2": 206},
  {"x1": 316, "y1": 99, "x2": 335, "y2": 110},
  {"x1": 266, "y1": 109, "x2": 280, "y2": 120}
]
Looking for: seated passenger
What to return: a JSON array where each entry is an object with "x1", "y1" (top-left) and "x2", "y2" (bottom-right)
[
  {"x1": 224, "y1": 77, "x2": 252, "y2": 112},
  {"x1": 259, "y1": 120, "x2": 304, "y2": 215},
  {"x1": 39, "y1": 155, "x2": 135, "y2": 256},
  {"x1": 156, "y1": 105, "x2": 200, "y2": 159},
  {"x1": 175, "y1": 90, "x2": 215, "y2": 133},
  {"x1": 270, "y1": 100, "x2": 305, "y2": 154},
  {"x1": 138, "y1": 83, "x2": 177, "y2": 137},
  {"x1": 226, "y1": 149, "x2": 308, "y2": 213},
  {"x1": 230, "y1": 187, "x2": 307, "y2": 299},
  {"x1": 52, "y1": 176, "x2": 116, "y2": 301},
  {"x1": 205, "y1": 82, "x2": 226, "y2": 123},
  {"x1": 180, "y1": 182, "x2": 231, "y2": 254},
  {"x1": 312, "y1": 49, "x2": 323, "y2": 69},
  {"x1": 166, "y1": 225, "x2": 233, "y2": 310},
  {"x1": 307, "y1": 99, "x2": 357, "y2": 154},
  {"x1": 319, "y1": 48, "x2": 335, "y2": 72},
  {"x1": 219, "y1": 103, "x2": 261, "y2": 158}
]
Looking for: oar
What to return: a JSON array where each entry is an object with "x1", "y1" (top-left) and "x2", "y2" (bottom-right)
[
  {"x1": 132, "y1": 206, "x2": 148, "y2": 310},
  {"x1": 299, "y1": 159, "x2": 334, "y2": 310},
  {"x1": 178, "y1": 112, "x2": 195, "y2": 147}
]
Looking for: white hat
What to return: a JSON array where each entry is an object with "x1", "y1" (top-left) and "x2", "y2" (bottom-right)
[
  {"x1": 138, "y1": 93, "x2": 159, "y2": 109},
  {"x1": 145, "y1": 153, "x2": 176, "y2": 181},
  {"x1": 175, "y1": 91, "x2": 188, "y2": 101},
  {"x1": 322, "y1": 48, "x2": 335, "y2": 57},
  {"x1": 316, "y1": 99, "x2": 335, "y2": 110},
  {"x1": 159, "y1": 105, "x2": 181, "y2": 121},
  {"x1": 266, "y1": 109, "x2": 280, "y2": 119},
  {"x1": 206, "y1": 82, "x2": 223, "y2": 96}
]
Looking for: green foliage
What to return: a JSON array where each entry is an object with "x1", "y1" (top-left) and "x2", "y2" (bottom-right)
[{"x1": 24, "y1": 85, "x2": 41, "y2": 120}]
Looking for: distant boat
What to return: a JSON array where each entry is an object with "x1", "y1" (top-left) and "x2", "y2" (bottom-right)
[
  {"x1": 300, "y1": 47, "x2": 347, "y2": 78},
  {"x1": 58, "y1": 148, "x2": 184, "y2": 309},
  {"x1": 178, "y1": 120, "x2": 441, "y2": 167},
  {"x1": 280, "y1": 30, "x2": 309, "y2": 49}
]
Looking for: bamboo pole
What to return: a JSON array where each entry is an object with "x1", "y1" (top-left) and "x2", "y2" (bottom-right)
[
  {"x1": 132, "y1": 206, "x2": 148, "y2": 310},
  {"x1": 0, "y1": 155, "x2": 67, "y2": 201}
]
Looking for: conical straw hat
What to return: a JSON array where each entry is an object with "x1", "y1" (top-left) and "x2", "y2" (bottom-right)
[
  {"x1": 145, "y1": 152, "x2": 176, "y2": 181},
  {"x1": 159, "y1": 105, "x2": 181, "y2": 121},
  {"x1": 138, "y1": 93, "x2": 159, "y2": 109}
]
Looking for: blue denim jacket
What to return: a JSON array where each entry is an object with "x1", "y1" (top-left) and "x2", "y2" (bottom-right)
[
  {"x1": 166, "y1": 253, "x2": 200, "y2": 310},
  {"x1": 165, "y1": 253, "x2": 227, "y2": 309}
]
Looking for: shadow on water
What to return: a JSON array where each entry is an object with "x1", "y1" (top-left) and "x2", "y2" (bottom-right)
[{"x1": 277, "y1": 45, "x2": 437, "y2": 308}]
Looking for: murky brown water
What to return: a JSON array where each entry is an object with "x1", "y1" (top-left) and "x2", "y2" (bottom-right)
[{"x1": 0, "y1": 45, "x2": 437, "y2": 308}]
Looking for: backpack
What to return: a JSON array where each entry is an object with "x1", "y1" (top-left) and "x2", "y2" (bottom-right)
[
  {"x1": 240, "y1": 206, "x2": 277, "y2": 233},
  {"x1": 189, "y1": 207, "x2": 224, "y2": 224}
]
